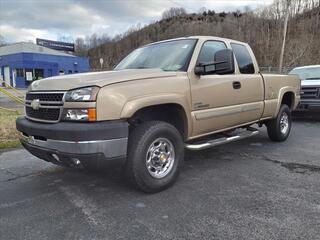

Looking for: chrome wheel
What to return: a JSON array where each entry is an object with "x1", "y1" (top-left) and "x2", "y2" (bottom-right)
[
  {"x1": 280, "y1": 112, "x2": 289, "y2": 135},
  {"x1": 145, "y1": 138, "x2": 175, "y2": 179}
]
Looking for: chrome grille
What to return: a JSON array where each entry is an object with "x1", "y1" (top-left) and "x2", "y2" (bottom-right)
[
  {"x1": 301, "y1": 86, "x2": 320, "y2": 99},
  {"x1": 25, "y1": 92, "x2": 65, "y2": 122}
]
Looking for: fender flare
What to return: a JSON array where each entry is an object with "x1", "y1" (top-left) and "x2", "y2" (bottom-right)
[
  {"x1": 274, "y1": 87, "x2": 297, "y2": 117},
  {"x1": 120, "y1": 93, "x2": 192, "y2": 137}
]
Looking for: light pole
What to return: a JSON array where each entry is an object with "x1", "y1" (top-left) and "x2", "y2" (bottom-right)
[{"x1": 99, "y1": 58, "x2": 104, "y2": 70}]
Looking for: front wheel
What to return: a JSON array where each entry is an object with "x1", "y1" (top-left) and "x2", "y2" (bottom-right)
[
  {"x1": 267, "y1": 104, "x2": 292, "y2": 142},
  {"x1": 125, "y1": 121, "x2": 184, "y2": 193}
]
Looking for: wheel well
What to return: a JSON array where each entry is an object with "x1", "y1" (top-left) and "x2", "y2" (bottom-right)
[
  {"x1": 281, "y1": 92, "x2": 294, "y2": 110},
  {"x1": 129, "y1": 104, "x2": 188, "y2": 140}
]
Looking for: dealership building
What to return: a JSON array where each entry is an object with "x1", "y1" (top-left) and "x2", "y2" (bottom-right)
[{"x1": 0, "y1": 41, "x2": 89, "y2": 88}]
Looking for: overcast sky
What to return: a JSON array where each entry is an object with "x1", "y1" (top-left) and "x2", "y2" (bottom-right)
[{"x1": 0, "y1": 0, "x2": 273, "y2": 43}]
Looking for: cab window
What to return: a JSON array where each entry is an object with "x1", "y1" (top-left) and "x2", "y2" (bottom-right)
[
  {"x1": 230, "y1": 43, "x2": 255, "y2": 74},
  {"x1": 197, "y1": 41, "x2": 227, "y2": 64}
]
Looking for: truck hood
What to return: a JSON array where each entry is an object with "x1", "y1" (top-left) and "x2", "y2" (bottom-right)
[
  {"x1": 28, "y1": 69, "x2": 177, "y2": 91},
  {"x1": 301, "y1": 79, "x2": 320, "y2": 86}
]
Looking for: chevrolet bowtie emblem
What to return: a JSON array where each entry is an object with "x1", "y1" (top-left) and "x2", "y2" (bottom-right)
[{"x1": 30, "y1": 99, "x2": 40, "y2": 110}]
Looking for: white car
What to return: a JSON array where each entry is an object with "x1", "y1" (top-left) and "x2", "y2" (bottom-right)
[{"x1": 289, "y1": 65, "x2": 320, "y2": 109}]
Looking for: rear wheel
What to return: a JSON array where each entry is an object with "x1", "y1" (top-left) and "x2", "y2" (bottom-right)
[
  {"x1": 125, "y1": 121, "x2": 184, "y2": 193},
  {"x1": 267, "y1": 104, "x2": 292, "y2": 142}
]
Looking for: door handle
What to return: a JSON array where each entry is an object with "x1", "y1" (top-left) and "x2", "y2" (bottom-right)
[{"x1": 233, "y1": 81, "x2": 241, "y2": 89}]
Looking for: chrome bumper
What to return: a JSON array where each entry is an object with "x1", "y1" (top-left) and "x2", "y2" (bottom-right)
[
  {"x1": 20, "y1": 134, "x2": 127, "y2": 159},
  {"x1": 20, "y1": 134, "x2": 128, "y2": 159},
  {"x1": 299, "y1": 99, "x2": 320, "y2": 107}
]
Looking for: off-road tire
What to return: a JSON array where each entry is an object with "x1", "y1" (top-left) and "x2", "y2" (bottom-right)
[
  {"x1": 267, "y1": 104, "x2": 291, "y2": 142},
  {"x1": 125, "y1": 121, "x2": 184, "y2": 193}
]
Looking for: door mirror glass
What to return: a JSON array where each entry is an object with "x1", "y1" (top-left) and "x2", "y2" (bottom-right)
[
  {"x1": 195, "y1": 49, "x2": 235, "y2": 75},
  {"x1": 214, "y1": 49, "x2": 235, "y2": 74}
]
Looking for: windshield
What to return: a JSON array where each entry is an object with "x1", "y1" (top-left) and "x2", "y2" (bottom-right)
[
  {"x1": 114, "y1": 39, "x2": 197, "y2": 72},
  {"x1": 289, "y1": 66, "x2": 320, "y2": 80}
]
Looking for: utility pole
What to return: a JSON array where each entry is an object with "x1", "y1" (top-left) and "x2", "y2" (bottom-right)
[
  {"x1": 279, "y1": 0, "x2": 291, "y2": 73},
  {"x1": 99, "y1": 58, "x2": 104, "y2": 70}
]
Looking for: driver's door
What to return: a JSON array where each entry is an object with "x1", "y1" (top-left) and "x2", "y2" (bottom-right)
[{"x1": 189, "y1": 40, "x2": 246, "y2": 137}]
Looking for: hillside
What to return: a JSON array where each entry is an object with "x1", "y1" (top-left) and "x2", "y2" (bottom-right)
[{"x1": 87, "y1": 4, "x2": 320, "y2": 70}]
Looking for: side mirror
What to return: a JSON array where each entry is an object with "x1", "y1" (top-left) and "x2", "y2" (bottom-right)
[
  {"x1": 194, "y1": 49, "x2": 235, "y2": 75},
  {"x1": 214, "y1": 49, "x2": 235, "y2": 74}
]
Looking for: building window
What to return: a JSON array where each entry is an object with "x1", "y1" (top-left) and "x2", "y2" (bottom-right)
[
  {"x1": 23, "y1": 69, "x2": 44, "y2": 81},
  {"x1": 34, "y1": 69, "x2": 44, "y2": 80},
  {"x1": 25, "y1": 68, "x2": 33, "y2": 81},
  {"x1": 16, "y1": 68, "x2": 24, "y2": 77}
]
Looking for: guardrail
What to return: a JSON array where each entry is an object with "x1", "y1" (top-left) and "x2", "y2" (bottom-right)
[
  {"x1": 0, "y1": 106, "x2": 21, "y2": 113},
  {"x1": 0, "y1": 80, "x2": 24, "y2": 98},
  {"x1": 260, "y1": 66, "x2": 295, "y2": 74},
  {"x1": 0, "y1": 80, "x2": 24, "y2": 105},
  {"x1": 0, "y1": 87, "x2": 24, "y2": 104}
]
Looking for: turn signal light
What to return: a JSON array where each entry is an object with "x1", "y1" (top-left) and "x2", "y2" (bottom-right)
[{"x1": 88, "y1": 108, "x2": 96, "y2": 122}]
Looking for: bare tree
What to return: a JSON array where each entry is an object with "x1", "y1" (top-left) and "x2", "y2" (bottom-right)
[
  {"x1": 75, "y1": 37, "x2": 88, "y2": 57},
  {"x1": 0, "y1": 35, "x2": 7, "y2": 47},
  {"x1": 86, "y1": 1, "x2": 320, "y2": 70},
  {"x1": 162, "y1": 7, "x2": 186, "y2": 19}
]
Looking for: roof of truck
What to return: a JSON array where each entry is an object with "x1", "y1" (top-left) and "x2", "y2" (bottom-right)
[
  {"x1": 146, "y1": 36, "x2": 248, "y2": 46},
  {"x1": 292, "y1": 65, "x2": 320, "y2": 70}
]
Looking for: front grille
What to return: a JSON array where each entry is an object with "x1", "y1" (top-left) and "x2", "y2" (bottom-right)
[
  {"x1": 26, "y1": 93, "x2": 64, "y2": 102},
  {"x1": 301, "y1": 86, "x2": 320, "y2": 99},
  {"x1": 26, "y1": 107, "x2": 61, "y2": 121},
  {"x1": 25, "y1": 92, "x2": 65, "y2": 122}
]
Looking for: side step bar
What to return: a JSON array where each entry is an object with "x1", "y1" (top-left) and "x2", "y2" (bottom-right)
[{"x1": 185, "y1": 128, "x2": 259, "y2": 151}]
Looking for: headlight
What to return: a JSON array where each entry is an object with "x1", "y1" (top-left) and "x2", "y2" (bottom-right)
[
  {"x1": 62, "y1": 109, "x2": 96, "y2": 122},
  {"x1": 64, "y1": 86, "x2": 99, "y2": 102}
]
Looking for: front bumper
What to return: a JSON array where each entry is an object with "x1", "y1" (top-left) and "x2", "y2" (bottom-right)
[
  {"x1": 298, "y1": 99, "x2": 320, "y2": 108},
  {"x1": 16, "y1": 117, "x2": 128, "y2": 168}
]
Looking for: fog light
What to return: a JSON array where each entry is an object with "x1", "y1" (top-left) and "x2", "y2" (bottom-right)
[
  {"x1": 71, "y1": 158, "x2": 81, "y2": 165},
  {"x1": 52, "y1": 154, "x2": 60, "y2": 162}
]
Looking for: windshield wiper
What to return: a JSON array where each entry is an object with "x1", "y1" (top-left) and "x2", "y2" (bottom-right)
[{"x1": 305, "y1": 77, "x2": 320, "y2": 80}]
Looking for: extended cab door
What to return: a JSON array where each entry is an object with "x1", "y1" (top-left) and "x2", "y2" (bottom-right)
[
  {"x1": 229, "y1": 43, "x2": 264, "y2": 124},
  {"x1": 189, "y1": 40, "x2": 264, "y2": 138}
]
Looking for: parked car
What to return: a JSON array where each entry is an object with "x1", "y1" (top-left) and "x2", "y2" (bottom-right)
[
  {"x1": 289, "y1": 65, "x2": 320, "y2": 110},
  {"x1": 16, "y1": 36, "x2": 300, "y2": 192}
]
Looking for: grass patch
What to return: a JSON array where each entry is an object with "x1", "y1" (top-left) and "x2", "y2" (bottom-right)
[
  {"x1": 0, "y1": 108, "x2": 22, "y2": 149},
  {"x1": 0, "y1": 140, "x2": 21, "y2": 149}
]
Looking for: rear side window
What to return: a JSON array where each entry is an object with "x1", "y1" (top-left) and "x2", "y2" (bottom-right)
[{"x1": 231, "y1": 43, "x2": 255, "y2": 74}]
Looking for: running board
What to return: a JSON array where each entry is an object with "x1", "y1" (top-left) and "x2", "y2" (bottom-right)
[{"x1": 185, "y1": 128, "x2": 259, "y2": 151}]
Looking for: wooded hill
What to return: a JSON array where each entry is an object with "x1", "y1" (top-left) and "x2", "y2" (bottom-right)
[{"x1": 86, "y1": 1, "x2": 320, "y2": 71}]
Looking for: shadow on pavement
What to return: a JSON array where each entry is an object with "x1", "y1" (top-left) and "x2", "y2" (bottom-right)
[{"x1": 293, "y1": 110, "x2": 320, "y2": 121}]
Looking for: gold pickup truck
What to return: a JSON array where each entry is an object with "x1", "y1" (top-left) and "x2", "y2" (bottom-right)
[{"x1": 16, "y1": 36, "x2": 300, "y2": 192}]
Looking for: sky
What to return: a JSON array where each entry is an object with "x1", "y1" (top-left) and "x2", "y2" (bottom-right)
[{"x1": 0, "y1": 0, "x2": 274, "y2": 43}]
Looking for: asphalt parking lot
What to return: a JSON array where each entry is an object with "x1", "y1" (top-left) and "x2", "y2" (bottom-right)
[{"x1": 1, "y1": 116, "x2": 320, "y2": 240}]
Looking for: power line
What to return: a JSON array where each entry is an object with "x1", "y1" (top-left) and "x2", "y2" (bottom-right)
[
  {"x1": 166, "y1": 0, "x2": 193, "y2": 12},
  {"x1": 167, "y1": 0, "x2": 184, "y2": 8}
]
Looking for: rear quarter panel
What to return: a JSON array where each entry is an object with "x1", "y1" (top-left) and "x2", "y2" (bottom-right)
[{"x1": 261, "y1": 74, "x2": 300, "y2": 118}]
